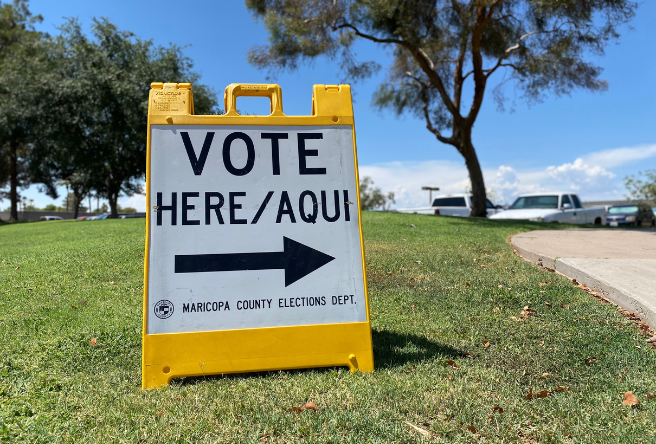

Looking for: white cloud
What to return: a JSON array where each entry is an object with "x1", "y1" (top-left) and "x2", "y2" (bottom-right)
[
  {"x1": 359, "y1": 160, "x2": 469, "y2": 209},
  {"x1": 359, "y1": 143, "x2": 654, "y2": 208},
  {"x1": 120, "y1": 192, "x2": 146, "y2": 212},
  {"x1": 585, "y1": 144, "x2": 656, "y2": 169}
]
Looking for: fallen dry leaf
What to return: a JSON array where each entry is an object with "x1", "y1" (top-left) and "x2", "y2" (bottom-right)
[
  {"x1": 15, "y1": 267, "x2": 19, "y2": 270},
  {"x1": 545, "y1": 301, "x2": 552, "y2": 307},
  {"x1": 90, "y1": 338, "x2": 97, "y2": 346},
  {"x1": 498, "y1": 284, "x2": 503, "y2": 289},
  {"x1": 535, "y1": 390, "x2": 550, "y2": 399},
  {"x1": 542, "y1": 372, "x2": 549, "y2": 377},
  {"x1": 110, "y1": 281, "x2": 115, "y2": 285},
  {"x1": 646, "y1": 392, "x2": 655, "y2": 400},
  {"x1": 493, "y1": 405, "x2": 504, "y2": 414},
  {"x1": 646, "y1": 336, "x2": 656, "y2": 344},
  {"x1": 409, "y1": 224, "x2": 417, "y2": 229},
  {"x1": 465, "y1": 282, "x2": 471, "y2": 287},
  {"x1": 623, "y1": 391, "x2": 640, "y2": 406},
  {"x1": 71, "y1": 305, "x2": 77, "y2": 310},
  {"x1": 483, "y1": 340, "x2": 490, "y2": 348},
  {"x1": 467, "y1": 425, "x2": 477, "y2": 433},
  {"x1": 572, "y1": 279, "x2": 579, "y2": 285},
  {"x1": 539, "y1": 341, "x2": 545, "y2": 346},
  {"x1": 446, "y1": 360, "x2": 459, "y2": 368},
  {"x1": 290, "y1": 401, "x2": 318, "y2": 413},
  {"x1": 585, "y1": 356, "x2": 597, "y2": 366},
  {"x1": 405, "y1": 421, "x2": 430, "y2": 437},
  {"x1": 492, "y1": 307, "x2": 500, "y2": 313}
]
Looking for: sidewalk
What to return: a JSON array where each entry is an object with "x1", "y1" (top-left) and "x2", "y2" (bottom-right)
[{"x1": 511, "y1": 229, "x2": 656, "y2": 328}]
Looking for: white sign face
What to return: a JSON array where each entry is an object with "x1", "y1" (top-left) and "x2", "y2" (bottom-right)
[{"x1": 147, "y1": 125, "x2": 366, "y2": 334}]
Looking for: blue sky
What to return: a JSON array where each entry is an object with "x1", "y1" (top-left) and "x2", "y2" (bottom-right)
[{"x1": 7, "y1": 0, "x2": 656, "y2": 210}]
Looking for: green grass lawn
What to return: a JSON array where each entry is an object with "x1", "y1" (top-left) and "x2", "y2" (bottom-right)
[{"x1": 1, "y1": 214, "x2": 655, "y2": 443}]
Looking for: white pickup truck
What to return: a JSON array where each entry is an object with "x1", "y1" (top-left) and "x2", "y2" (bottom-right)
[
  {"x1": 396, "y1": 194, "x2": 502, "y2": 217},
  {"x1": 489, "y1": 192, "x2": 605, "y2": 224}
]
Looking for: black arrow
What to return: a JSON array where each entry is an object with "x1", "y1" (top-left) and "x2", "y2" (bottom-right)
[{"x1": 174, "y1": 237, "x2": 335, "y2": 287}]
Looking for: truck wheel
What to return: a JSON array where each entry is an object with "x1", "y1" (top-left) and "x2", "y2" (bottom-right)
[{"x1": 594, "y1": 217, "x2": 601, "y2": 225}]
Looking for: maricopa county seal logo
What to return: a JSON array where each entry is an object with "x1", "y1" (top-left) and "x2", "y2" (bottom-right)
[{"x1": 154, "y1": 300, "x2": 174, "y2": 319}]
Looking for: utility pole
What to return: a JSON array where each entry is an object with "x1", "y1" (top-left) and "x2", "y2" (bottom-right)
[{"x1": 421, "y1": 186, "x2": 440, "y2": 205}]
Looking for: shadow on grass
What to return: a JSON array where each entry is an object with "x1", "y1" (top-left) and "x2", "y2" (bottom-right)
[
  {"x1": 168, "y1": 330, "x2": 461, "y2": 387},
  {"x1": 372, "y1": 329, "x2": 461, "y2": 369}
]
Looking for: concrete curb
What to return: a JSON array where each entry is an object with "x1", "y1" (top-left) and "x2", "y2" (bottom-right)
[{"x1": 511, "y1": 235, "x2": 656, "y2": 329}]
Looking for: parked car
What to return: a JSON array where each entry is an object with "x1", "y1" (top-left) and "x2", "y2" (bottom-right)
[
  {"x1": 606, "y1": 204, "x2": 655, "y2": 227},
  {"x1": 396, "y1": 194, "x2": 501, "y2": 217},
  {"x1": 490, "y1": 192, "x2": 605, "y2": 224},
  {"x1": 39, "y1": 215, "x2": 63, "y2": 221},
  {"x1": 84, "y1": 213, "x2": 109, "y2": 220}
]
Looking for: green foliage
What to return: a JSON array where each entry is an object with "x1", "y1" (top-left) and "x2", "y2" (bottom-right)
[
  {"x1": 29, "y1": 18, "x2": 219, "y2": 219},
  {"x1": 0, "y1": 0, "x2": 46, "y2": 220},
  {"x1": 246, "y1": 0, "x2": 636, "y2": 217},
  {"x1": 624, "y1": 170, "x2": 656, "y2": 206},
  {"x1": 359, "y1": 176, "x2": 395, "y2": 210},
  {"x1": 1, "y1": 216, "x2": 655, "y2": 442},
  {"x1": 117, "y1": 205, "x2": 137, "y2": 214}
]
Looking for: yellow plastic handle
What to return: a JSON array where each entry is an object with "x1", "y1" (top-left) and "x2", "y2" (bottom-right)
[{"x1": 223, "y1": 83, "x2": 284, "y2": 116}]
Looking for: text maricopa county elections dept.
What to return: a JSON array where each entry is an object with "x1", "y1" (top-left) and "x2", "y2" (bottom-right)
[{"x1": 154, "y1": 130, "x2": 354, "y2": 226}]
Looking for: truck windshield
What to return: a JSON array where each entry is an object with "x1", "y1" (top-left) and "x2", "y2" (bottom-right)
[
  {"x1": 509, "y1": 196, "x2": 559, "y2": 209},
  {"x1": 432, "y1": 197, "x2": 466, "y2": 207},
  {"x1": 608, "y1": 206, "x2": 638, "y2": 214}
]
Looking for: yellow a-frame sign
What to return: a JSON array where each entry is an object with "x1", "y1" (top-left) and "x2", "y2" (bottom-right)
[{"x1": 142, "y1": 82, "x2": 373, "y2": 389}]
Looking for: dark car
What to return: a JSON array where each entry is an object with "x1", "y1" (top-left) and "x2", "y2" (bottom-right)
[{"x1": 606, "y1": 204, "x2": 655, "y2": 227}]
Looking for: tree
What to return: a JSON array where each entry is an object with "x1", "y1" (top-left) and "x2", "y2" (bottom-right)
[
  {"x1": 625, "y1": 170, "x2": 656, "y2": 206},
  {"x1": 29, "y1": 18, "x2": 219, "y2": 218},
  {"x1": 0, "y1": 0, "x2": 45, "y2": 221},
  {"x1": 61, "y1": 190, "x2": 88, "y2": 215},
  {"x1": 246, "y1": 0, "x2": 636, "y2": 217},
  {"x1": 359, "y1": 176, "x2": 395, "y2": 210}
]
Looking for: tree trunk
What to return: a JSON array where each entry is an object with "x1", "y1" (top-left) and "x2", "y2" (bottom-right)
[
  {"x1": 72, "y1": 187, "x2": 85, "y2": 220},
  {"x1": 9, "y1": 142, "x2": 19, "y2": 221},
  {"x1": 460, "y1": 136, "x2": 487, "y2": 218},
  {"x1": 73, "y1": 197, "x2": 80, "y2": 219},
  {"x1": 108, "y1": 191, "x2": 119, "y2": 218}
]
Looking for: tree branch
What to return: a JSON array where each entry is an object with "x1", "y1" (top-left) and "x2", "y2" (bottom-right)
[
  {"x1": 333, "y1": 20, "x2": 460, "y2": 118},
  {"x1": 413, "y1": 82, "x2": 454, "y2": 147},
  {"x1": 467, "y1": 1, "x2": 501, "y2": 123}
]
